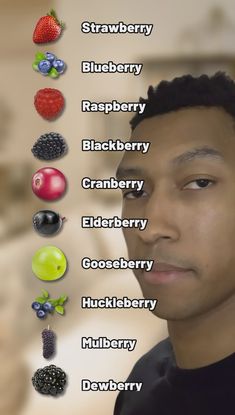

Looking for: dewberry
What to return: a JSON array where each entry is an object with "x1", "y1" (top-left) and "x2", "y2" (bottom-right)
[{"x1": 32, "y1": 365, "x2": 67, "y2": 396}]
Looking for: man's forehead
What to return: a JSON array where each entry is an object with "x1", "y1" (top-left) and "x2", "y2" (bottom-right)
[
  {"x1": 116, "y1": 107, "x2": 235, "y2": 178},
  {"x1": 130, "y1": 106, "x2": 235, "y2": 142},
  {"x1": 127, "y1": 106, "x2": 235, "y2": 164}
]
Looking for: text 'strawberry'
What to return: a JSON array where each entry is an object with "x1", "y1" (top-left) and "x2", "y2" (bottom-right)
[
  {"x1": 32, "y1": 365, "x2": 67, "y2": 396},
  {"x1": 34, "y1": 88, "x2": 65, "y2": 120},
  {"x1": 42, "y1": 328, "x2": 56, "y2": 359},
  {"x1": 33, "y1": 9, "x2": 65, "y2": 44},
  {"x1": 31, "y1": 132, "x2": 68, "y2": 161}
]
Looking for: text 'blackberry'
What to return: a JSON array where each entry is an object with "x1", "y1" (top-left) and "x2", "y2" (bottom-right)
[{"x1": 31, "y1": 132, "x2": 68, "y2": 160}]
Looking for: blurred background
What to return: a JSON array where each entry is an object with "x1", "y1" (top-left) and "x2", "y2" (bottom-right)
[{"x1": 1, "y1": 0, "x2": 235, "y2": 413}]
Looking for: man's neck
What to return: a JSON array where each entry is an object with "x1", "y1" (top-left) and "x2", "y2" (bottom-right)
[{"x1": 167, "y1": 296, "x2": 235, "y2": 369}]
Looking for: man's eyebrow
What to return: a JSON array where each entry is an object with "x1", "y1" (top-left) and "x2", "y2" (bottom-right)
[
  {"x1": 171, "y1": 147, "x2": 225, "y2": 165},
  {"x1": 116, "y1": 147, "x2": 224, "y2": 178},
  {"x1": 116, "y1": 167, "x2": 146, "y2": 179}
]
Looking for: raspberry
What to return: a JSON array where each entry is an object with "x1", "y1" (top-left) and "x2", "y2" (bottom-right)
[
  {"x1": 31, "y1": 132, "x2": 68, "y2": 160},
  {"x1": 42, "y1": 328, "x2": 56, "y2": 359},
  {"x1": 32, "y1": 365, "x2": 67, "y2": 396},
  {"x1": 34, "y1": 88, "x2": 65, "y2": 120}
]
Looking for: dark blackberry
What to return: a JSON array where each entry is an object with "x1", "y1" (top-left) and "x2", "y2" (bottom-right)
[
  {"x1": 32, "y1": 365, "x2": 67, "y2": 396},
  {"x1": 42, "y1": 328, "x2": 56, "y2": 359},
  {"x1": 31, "y1": 132, "x2": 68, "y2": 160}
]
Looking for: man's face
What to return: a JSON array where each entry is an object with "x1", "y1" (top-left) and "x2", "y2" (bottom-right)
[{"x1": 117, "y1": 107, "x2": 235, "y2": 320}]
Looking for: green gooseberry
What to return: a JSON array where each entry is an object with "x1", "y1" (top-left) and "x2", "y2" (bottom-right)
[{"x1": 32, "y1": 246, "x2": 67, "y2": 281}]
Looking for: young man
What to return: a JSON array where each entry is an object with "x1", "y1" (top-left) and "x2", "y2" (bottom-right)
[{"x1": 114, "y1": 72, "x2": 235, "y2": 415}]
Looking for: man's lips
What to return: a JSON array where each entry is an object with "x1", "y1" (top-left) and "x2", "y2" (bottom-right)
[
  {"x1": 150, "y1": 262, "x2": 190, "y2": 272},
  {"x1": 142, "y1": 261, "x2": 194, "y2": 285}
]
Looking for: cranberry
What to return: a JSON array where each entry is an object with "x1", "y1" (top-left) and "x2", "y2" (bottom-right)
[{"x1": 32, "y1": 167, "x2": 67, "y2": 201}]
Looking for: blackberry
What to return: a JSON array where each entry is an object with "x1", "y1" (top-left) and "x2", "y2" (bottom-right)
[
  {"x1": 42, "y1": 328, "x2": 56, "y2": 359},
  {"x1": 31, "y1": 132, "x2": 68, "y2": 160},
  {"x1": 32, "y1": 365, "x2": 67, "y2": 396}
]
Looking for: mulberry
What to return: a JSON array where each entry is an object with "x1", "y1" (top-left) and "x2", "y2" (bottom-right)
[{"x1": 42, "y1": 327, "x2": 56, "y2": 359}]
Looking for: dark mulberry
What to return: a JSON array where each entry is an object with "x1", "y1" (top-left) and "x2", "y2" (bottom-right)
[{"x1": 42, "y1": 328, "x2": 56, "y2": 359}]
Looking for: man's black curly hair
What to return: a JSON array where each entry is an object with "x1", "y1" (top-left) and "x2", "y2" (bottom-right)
[{"x1": 130, "y1": 72, "x2": 235, "y2": 130}]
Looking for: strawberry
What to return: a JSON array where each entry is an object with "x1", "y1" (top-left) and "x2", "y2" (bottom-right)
[
  {"x1": 33, "y1": 9, "x2": 65, "y2": 44},
  {"x1": 34, "y1": 88, "x2": 65, "y2": 120}
]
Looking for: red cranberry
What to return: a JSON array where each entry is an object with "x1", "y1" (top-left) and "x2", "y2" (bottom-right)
[{"x1": 32, "y1": 167, "x2": 67, "y2": 201}]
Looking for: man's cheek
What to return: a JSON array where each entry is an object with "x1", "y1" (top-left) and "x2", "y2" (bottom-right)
[{"x1": 190, "y1": 213, "x2": 223, "y2": 246}]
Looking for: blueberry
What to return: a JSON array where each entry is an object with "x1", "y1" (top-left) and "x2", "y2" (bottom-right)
[
  {"x1": 52, "y1": 59, "x2": 66, "y2": 73},
  {"x1": 42, "y1": 302, "x2": 54, "y2": 313},
  {"x1": 32, "y1": 301, "x2": 42, "y2": 311},
  {"x1": 38, "y1": 59, "x2": 52, "y2": 74},
  {"x1": 45, "y1": 52, "x2": 56, "y2": 63},
  {"x1": 37, "y1": 309, "x2": 47, "y2": 319}
]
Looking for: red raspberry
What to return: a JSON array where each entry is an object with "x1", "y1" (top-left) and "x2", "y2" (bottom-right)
[{"x1": 34, "y1": 88, "x2": 65, "y2": 120}]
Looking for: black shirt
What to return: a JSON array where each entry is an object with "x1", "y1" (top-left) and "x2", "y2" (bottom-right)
[{"x1": 113, "y1": 338, "x2": 235, "y2": 415}]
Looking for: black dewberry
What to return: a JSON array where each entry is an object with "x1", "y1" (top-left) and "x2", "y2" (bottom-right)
[
  {"x1": 31, "y1": 132, "x2": 68, "y2": 160},
  {"x1": 32, "y1": 365, "x2": 67, "y2": 396},
  {"x1": 42, "y1": 328, "x2": 56, "y2": 359}
]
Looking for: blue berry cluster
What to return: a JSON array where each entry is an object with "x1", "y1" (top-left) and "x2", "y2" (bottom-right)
[
  {"x1": 31, "y1": 290, "x2": 68, "y2": 320},
  {"x1": 32, "y1": 301, "x2": 54, "y2": 319},
  {"x1": 33, "y1": 52, "x2": 66, "y2": 78}
]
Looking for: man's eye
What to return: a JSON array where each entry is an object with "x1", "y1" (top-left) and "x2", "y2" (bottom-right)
[
  {"x1": 183, "y1": 179, "x2": 215, "y2": 190},
  {"x1": 123, "y1": 190, "x2": 147, "y2": 199}
]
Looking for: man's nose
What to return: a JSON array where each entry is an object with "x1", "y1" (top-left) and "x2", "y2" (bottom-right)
[{"x1": 137, "y1": 189, "x2": 180, "y2": 245}]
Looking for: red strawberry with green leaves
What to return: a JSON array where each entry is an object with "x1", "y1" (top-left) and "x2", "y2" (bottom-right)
[
  {"x1": 33, "y1": 9, "x2": 65, "y2": 44},
  {"x1": 34, "y1": 88, "x2": 65, "y2": 120}
]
